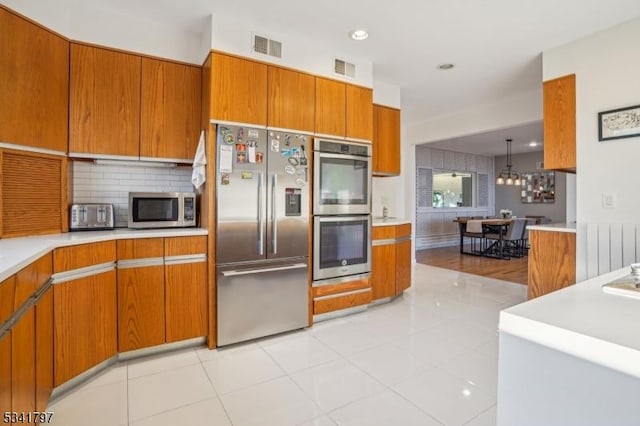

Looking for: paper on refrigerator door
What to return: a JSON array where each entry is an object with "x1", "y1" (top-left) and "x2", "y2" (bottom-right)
[
  {"x1": 220, "y1": 145, "x2": 233, "y2": 173},
  {"x1": 248, "y1": 143, "x2": 256, "y2": 163}
]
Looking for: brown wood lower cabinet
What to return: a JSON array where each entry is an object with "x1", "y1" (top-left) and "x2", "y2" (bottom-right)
[
  {"x1": 117, "y1": 265, "x2": 166, "y2": 352},
  {"x1": 165, "y1": 260, "x2": 207, "y2": 343},
  {"x1": 0, "y1": 332, "x2": 11, "y2": 415},
  {"x1": 54, "y1": 270, "x2": 117, "y2": 386},
  {"x1": 372, "y1": 242, "x2": 396, "y2": 300},
  {"x1": 313, "y1": 289, "x2": 372, "y2": 315},
  {"x1": 35, "y1": 287, "x2": 53, "y2": 412},
  {"x1": 395, "y1": 239, "x2": 412, "y2": 293},
  {"x1": 371, "y1": 223, "x2": 412, "y2": 300},
  {"x1": 312, "y1": 276, "x2": 372, "y2": 315},
  {"x1": 528, "y1": 230, "x2": 576, "y2": 299},
  {"x1": 11, "y1": 306, "x2": 35, "y2": 415}
]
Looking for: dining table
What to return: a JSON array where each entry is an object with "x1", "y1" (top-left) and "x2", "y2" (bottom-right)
[{"x1": 453, "y1": 217, "x2": 513, "y2": 259}]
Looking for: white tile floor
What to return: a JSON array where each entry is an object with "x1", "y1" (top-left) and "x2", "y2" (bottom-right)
[{"x1": 47, "y1": 263, "x2": 527, "y2": 426}]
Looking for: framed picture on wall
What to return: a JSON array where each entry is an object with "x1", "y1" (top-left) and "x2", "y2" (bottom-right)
[
  {"x1": 520, "y1": 172, "x2": 555, "y2": 204},
  {"x1": 598, "y1": 104, "x2": 640, "y2": 141}
]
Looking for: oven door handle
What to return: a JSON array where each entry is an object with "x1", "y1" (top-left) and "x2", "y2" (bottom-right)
[
  {"x1": 271, "y1": 173, "x2": 277, "y2": 255},
  {"x1": 258, "y1": 172, "x2": 264, "y2": 256},
  {"x1": 316, "y1": 152, "x2": 371, "y2": 162}
]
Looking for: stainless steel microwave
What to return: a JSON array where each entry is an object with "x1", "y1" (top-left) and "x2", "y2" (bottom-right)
[{"x1": 128, "y1": 192, "x2": 196, "y2": 229}]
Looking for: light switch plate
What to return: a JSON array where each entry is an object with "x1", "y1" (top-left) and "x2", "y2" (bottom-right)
[{"x1": 602, "y1": 193, "x2": 616, "y2": 209}]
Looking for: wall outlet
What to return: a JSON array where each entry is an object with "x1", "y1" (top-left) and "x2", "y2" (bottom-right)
[{"x1": 602, "y1": 193, "x2": 616, "y2": 209}]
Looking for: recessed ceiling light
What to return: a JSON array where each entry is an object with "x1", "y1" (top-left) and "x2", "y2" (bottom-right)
[
  {"x1": 437, "y1": 63, "x2": 455, "y2": 70},
  {"x1": 529, "y1": 141, "x2": 538, "y2": 147},
  {"x1": 349, "y1": 29, "x2": 369, "y2": 41}
]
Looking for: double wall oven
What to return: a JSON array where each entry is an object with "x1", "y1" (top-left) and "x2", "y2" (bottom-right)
[{"x1": 313, "y1": 139, "x2": 372, "y2": 282}]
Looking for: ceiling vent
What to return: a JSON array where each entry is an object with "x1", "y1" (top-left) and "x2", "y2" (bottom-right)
[
  {"x1": 334, "y1": 58, "x2": 356, "y2": 78},
  {"x1": 252, "y1": 34, "x2": 282, "y2": 58}
]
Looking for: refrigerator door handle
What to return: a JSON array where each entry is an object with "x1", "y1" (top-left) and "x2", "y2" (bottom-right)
[
  {"x1": 271, "y1": 173, "x2": 278, "y2": 255},
  {"x1": 220, "y1": 263, "x2": 307, "y2": 277},
  {"x1": 258, "y1": 172, "x2": 264, "y2": 256}
]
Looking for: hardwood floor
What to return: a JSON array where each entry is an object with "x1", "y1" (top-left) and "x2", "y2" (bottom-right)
[{"x1": 416, "y1": 245, "x2": 528, "y2": 285}]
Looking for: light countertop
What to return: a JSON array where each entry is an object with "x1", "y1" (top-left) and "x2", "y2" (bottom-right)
[
  {"x1": 0, "y1": 228, "x2": 208, "y2": 282},
  {"x1": 499, "y1": 265, "x2": 640, "y2": 378},
  {"x1": 527, "y1": 222, "x2": 576, "y2": 233},
  {"x1": 372, "y1": 217, "x2": 411, "y2": 227}
]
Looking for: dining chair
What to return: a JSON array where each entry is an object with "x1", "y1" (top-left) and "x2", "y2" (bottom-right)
[
  {"x1": 484, "y1": 218, "x2": 527, "y2": 259},
  {"x1": 461, "y1": 217, "x2": 484, "y2": 253}
]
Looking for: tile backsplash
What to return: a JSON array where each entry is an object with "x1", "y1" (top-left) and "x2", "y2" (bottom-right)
[{"x1": 72, "y1": 161, "x2": 194, "y2": 227}]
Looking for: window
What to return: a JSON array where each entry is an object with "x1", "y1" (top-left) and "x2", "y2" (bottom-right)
[{"x1": 431, "y1": 171, "x2": 473, "y2": 208}]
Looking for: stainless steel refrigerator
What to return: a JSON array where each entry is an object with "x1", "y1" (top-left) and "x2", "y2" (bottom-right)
[{"x1": 215, "y1": 124, "x2": 310, "y2": 346}]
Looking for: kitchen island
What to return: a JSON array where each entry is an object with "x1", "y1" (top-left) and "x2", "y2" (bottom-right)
[{"x1": 497, "y1": 266, "x2": 640, "y2": 425}]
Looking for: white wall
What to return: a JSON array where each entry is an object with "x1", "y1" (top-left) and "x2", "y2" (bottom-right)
[
  {"x1": 372, "y1": 80, "x2": 401, "y2": 108},
  {"x1": 542, "y1": 16, "x2": 640, "y2": 280},
  {"x1": 404, "y1": 89, "x2": 542, "y2": 145},
  {"x1": 1, "y1": 0, "x2": 70, "y2": 35},
  {"x1": 72, "y1": 162, "x2": 193, "y2": 227},
  {"x1": 2, "y1": 0, "x2": 205, "y2": 64}
]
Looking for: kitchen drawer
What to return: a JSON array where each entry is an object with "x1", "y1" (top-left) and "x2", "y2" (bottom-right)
[
  {"x1": 53, "y1": 241, "x2": 116, "y2": 273},
  {"x1": 396, "y1": 224, "x2": 411, "y2": 238},
  {"x1": 312, "y1": 277, "x2": 370, "y2": 298},
  {"x1": 164, "y1": 236, "x2": 207, "y2": 257},
  {"x1": 117, "y1": 238, "x2": 164, "y2": 260},
  {"x1": 372, "y1": 226, "x2": 395, "y2": 240},
  {"x1": 313, "y1": 288, "x2": 372, "y2": 315}
]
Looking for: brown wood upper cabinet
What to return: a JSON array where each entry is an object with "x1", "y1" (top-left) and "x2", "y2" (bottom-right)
[
  {"x1": 267, "y1": 67, "x2": 315, "y2": 132},
  {"x1": 373, "y1": 104, "x2": 401, "y2": 176},
  {"x1": 315, "y1": 77, "x2": 346, "y2": 137},
  {"x1": 1, "y1": 149, "x2": 68, "y2": 238},
  {"x1": 70, "y1": 44, "x2": 201, "y2": 161},
  {"x1": 315, "y1": 77, "x2": 373, "y2": 140},
  {"x1": 141, "y1": 58, "x2": 202, "y2": 161},
  {"x1": 69, "y1": 44, "x2": 141, "y2": 157},
  {"x1": 211, "y1": 53, "x2": 268, "y2": 126},
  {"x1": 346, "y1": 85, "x2": 373, "y2": 141},
  {"x1": 0, "y1": 7, "x2": 68, "y2": 153},
  {"x1": 543, "y1": 74, "x2": 576, "y2": 172}
]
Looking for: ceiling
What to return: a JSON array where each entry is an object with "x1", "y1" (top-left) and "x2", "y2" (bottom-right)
[
  {"x1": 73, "y1": 0, "x2": 640, "y2": 152},
  {"x1": 424, "y1": 121, "x2": 543, "y2": 157}
]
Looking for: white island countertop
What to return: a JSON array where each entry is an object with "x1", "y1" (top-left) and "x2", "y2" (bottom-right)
[
  {"x1": 526, "y1": 222, "x2": 576, "y2": 233},
  {"x1": 0, "y1": 228, "x2": 208, "y2": 282},
  {"x1": 499, "y1": 266, "x2": 640, "y2": 378},
  {"x1": 372, "y1": 217, "x2": 411, "y2": 227}
]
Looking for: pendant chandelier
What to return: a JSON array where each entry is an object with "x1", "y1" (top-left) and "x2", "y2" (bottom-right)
[{"x1": 495, "y1": 138, "x2": 521, "y2": 186}]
